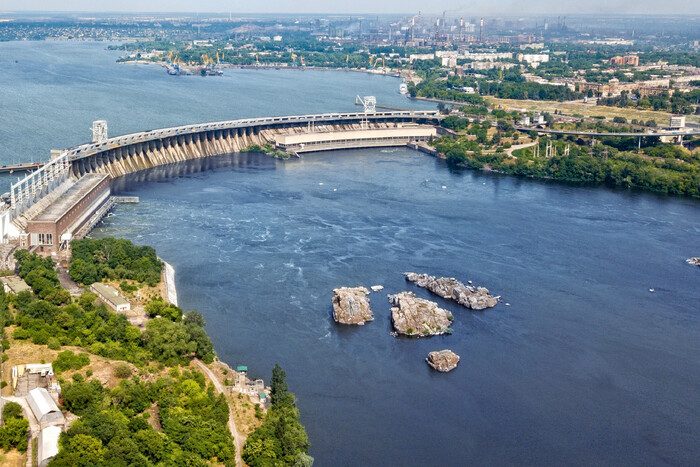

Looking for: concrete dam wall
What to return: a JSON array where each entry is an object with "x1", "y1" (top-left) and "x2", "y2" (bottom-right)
[{"x1": 67, "y1": 111, "x2": 439, "y2": 179}]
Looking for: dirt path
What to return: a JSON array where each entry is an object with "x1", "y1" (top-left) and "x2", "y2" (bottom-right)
[
  {"x1": 193, "y1": 359, "x2": 244, "y2": 467},
  {"x1": 57, "y1": 267, "x2": 84, "y2": 295}
]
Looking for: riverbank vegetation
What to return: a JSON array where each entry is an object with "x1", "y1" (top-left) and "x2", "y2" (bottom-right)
[
  {"x1": 12, "y1": 250, "x2": 214, "y2": 365},
  {"x1": 243, "y1": 364, "x2": 312, "y2": 467},
  {"x1": 69, "y1": 237, "x2": 162, "y2": 287},
  {"x1": 432, "y1": 133, "x2": 700, "y2": 197}
]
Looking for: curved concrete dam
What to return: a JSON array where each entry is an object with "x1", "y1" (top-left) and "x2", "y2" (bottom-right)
[{"x1": 65, "y1": 110, "x2": 439, "y2": 178}]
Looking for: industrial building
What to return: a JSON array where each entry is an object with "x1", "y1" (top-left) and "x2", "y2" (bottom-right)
[
  {"x1": 610, "y1": 55, "x2": 640, "y2": 67},
  {"x1": 37, "y1": 425, "x2": 62, "y2": 467},
  {"x1": 26, "y1": 387, "x2": 64, "y2": 426},
  {"x1": 23, "y1": 173, "x2": 111, "y2": 255},
  {"x1": 90, "y1": 282, "x2": 131, "y2": 312}
]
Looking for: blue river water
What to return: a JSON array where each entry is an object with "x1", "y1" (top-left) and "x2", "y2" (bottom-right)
[{"x1": 1, "y1": 41, "x2": 699, "y2": 466}]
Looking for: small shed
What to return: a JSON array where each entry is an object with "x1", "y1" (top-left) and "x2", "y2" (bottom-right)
[
  {"x1": 26, "y1": 387, "x2": 64, "y2": 426},
  {"x1": 38, "y1": 425, "x2": 62, "y2": 467}
]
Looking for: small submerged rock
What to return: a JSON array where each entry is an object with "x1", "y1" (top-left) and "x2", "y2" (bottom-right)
[
  {"x1": 388, "y1": 291, "x2": 453, "y2": 337},
  {"x1": 426, "y1": 350, "x2": 460, "y2": 372},
  {"x1": 332, "y1": 287, "x2": 374, "y2": 325},
  {"x1": 686, "y1": 257, "x2": 700, "y2": 267},
  {"x1": 404, "y1": 272, "x2": 499, "y2": 310}
]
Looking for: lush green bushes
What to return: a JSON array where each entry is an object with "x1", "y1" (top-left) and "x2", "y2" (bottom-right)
[
  {"x1": 69, "y1": 237, "x2": 162, "y2": 286},
  {"x1": 52, "y1": 369, "x2": 235, "y2": 466},
  {"x1": 0, "y1": 402, "x2": 28, "y2": 452},
  {"x1": 53, "y1": 350, "x2": 90, "y2": 374},
  {"x1": 145, "y1": 298, "x2": 183, "y2": 321},
  {"x1": 432, "y1": 136, "x2": 700, "y2": 197},
  {"x1": 243, "y1": 364, "x2": 312, "y2": 467},
  {"x1": 14, "y1": 250, "x2": 70, "y2": 305}
]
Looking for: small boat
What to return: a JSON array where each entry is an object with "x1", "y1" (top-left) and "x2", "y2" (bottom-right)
[{"x1": 399, "y1": 82, "x2": 408, "y2": 95}]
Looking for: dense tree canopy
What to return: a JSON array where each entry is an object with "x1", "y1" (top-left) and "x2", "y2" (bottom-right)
[
  {"x1": 69, "y1": 237, "x2": 162, "y2": 286},
  {"x1": 243, "y1": 364, "x2": 312, "y2": 466},
  {"x1": 51, "y1": 369, "x2": 235, "y2": 466}
]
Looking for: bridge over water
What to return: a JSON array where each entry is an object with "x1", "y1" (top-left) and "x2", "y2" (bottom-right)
[{"x1": 0, "y1": 110, "x2": 439, "y2": 251}]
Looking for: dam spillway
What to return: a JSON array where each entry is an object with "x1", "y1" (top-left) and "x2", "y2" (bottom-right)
[{"x1": 66, "y1": 111, "x2": 439, "y2": 178}]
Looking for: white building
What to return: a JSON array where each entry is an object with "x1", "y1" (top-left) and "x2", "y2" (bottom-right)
[
  {"x1": 38, "y1": 425, "x2": 62, "y2": 467},
  {"x1": 517, "y1": 53, "x2": 550, "y2": 68},
  {"x1": 441, "y1": 57, "x2": 457, "y2": 67},
  {"x1": 409, "y1": 53, "x2": 435, "y2": 63},
  {"x1": 462, "y1": 52, "x2": 513, "y2": 61},
  {"x1": 90, "y1": 282, "x2": 131, "y2": 312},
  {"x1": 26, "y1": 387, "x2": 64, "y2": 426},
  {"x1": 669, "y1": 115, "x2": 686, "y2": 129}
]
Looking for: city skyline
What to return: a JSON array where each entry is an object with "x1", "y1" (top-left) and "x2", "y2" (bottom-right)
[{"x1": 4, "y1": 0, "x2": 700, "y2": 16}]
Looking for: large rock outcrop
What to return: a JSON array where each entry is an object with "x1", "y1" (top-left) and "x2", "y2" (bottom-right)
[
  {"x1": 687, "y1": 257, "x2": 700, "y2": 267},
  {"x1": 388, "y1": 292, "x2": 453, "y2": 337},
  {"x1": 404, "y1": 272, "x2": 499, "y2": 310},
  {"x1": 426, "y1": 350, "x2": 460, "y2": 372},
  {"x1": 332, "y1": 287, "x2": 374, "y2": 325}
]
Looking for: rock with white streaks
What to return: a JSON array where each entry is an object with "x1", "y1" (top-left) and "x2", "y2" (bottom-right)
[
  {"x1": 332, "y1": 287, "x2": 374, "y2": 325},
  {"x1": 388, "y1": 291, "x2": 453, "y2": 337},
  {"x1": 426, "y1": 350, "x2": 460, "y2": 372},
  {"x1": 404, "y1": 272, "x2": 499, "y2": 310}
]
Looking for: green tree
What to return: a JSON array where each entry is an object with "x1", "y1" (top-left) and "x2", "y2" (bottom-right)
[
  {"x1": 271, "y1": 364, "x2": 288, "y2": 407},
  {"x1": 2, "y1": 402, "x2": 23, "y2": 420},
  {"x1": 184, "y1": 310, "x2": 206, "y2": 327}
]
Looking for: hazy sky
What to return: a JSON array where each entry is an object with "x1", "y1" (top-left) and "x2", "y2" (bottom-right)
[{"x1": 3, "y1": 0, "x2": 700, "y2": 15}]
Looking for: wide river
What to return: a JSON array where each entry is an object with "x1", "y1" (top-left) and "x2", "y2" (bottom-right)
[{"x1": 1, "y1": 42, "x2": 699, "y2": 466}]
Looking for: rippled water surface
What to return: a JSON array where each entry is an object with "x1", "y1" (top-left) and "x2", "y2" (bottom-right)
[{"x1": 1, "y1": 41, "x2": 699, "y2": 466}]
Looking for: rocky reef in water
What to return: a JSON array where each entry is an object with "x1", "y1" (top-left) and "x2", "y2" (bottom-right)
[
  {"x1": 332, "y1": 287, "x2": 374, "y2": 325},
  {"x1": 388, "y1": 291, "x2": 453, "y2": 337},
  {"x1": 426, "y1": 350, "x2": 460, "y2": 372},
  {"x1": 686, "y1": 257, "x2": 700, "y2": 267},
  {"x1": 404, "y1": 272, "x2": 499, "y2": 310}
]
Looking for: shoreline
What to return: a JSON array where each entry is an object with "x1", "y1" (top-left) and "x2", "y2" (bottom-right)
[{"x1": 161, "y1": 259, "x2": 178, "y2": 306}]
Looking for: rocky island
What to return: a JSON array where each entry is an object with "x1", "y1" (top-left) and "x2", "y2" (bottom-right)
[
  {"x1": 404, "y1": 272, "x2": 499, "y2": 310},
  {"x1": 686, "y1": 257, "x2": 700, "y2": 267},
  {"x1": 388, "y1": 291, "x2": 453, "y2": 336},
  {"x1": 426, "y1": 350, "x2": 460, "y2": 372},
  {"x1": 332, "y1": 286, "x2": 374, "y2": 325}
]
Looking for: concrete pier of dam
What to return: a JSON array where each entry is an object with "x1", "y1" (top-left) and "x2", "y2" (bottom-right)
[{"x1": 0, "y1": 110, "x2": 440, "y2": 254}]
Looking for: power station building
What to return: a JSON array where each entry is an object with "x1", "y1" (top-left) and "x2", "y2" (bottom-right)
[{"x1": 23, "y1": 173, "x2": 111, "y2": 255}]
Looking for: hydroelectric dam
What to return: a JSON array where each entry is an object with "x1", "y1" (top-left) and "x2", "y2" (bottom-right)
[{"x1": 0, "y1": 110, "x2": 439, "y2": 261}]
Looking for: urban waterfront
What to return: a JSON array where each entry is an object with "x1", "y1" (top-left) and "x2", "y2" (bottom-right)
[{"x1": 2, "y1": 41, "x2": 699, "y2": 466}]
